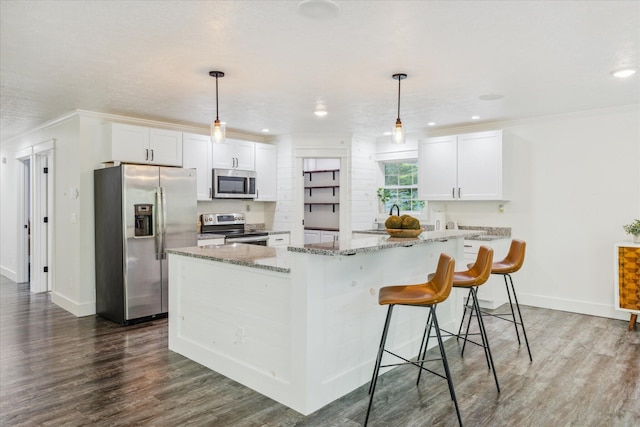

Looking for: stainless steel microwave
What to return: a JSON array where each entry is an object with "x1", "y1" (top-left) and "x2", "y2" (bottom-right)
[{"x1": 213, "y1": 169, "x2": 256, "y2": 199}]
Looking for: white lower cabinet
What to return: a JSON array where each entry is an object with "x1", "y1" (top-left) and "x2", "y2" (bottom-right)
[
  {"x1": 463, "y1": 238, "x2": 510, "y2": 309},
  {"x1": 320, "y1": 230, "x2": 339, "y2": 243},
  {"x1": 268, "y1": 233, "x2": 290, "y2": 247},
  {"x1": 305, "y1": 229, "x2": 339, "y2": 244},
  {"x1": 304, "y1": 229, "x2": 320, "y2": 244}
]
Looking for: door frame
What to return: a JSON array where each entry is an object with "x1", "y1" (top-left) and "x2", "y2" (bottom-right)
[
  {"x1": 15, "y1": 147, "x2": 32, "y2": 284},
  {"x1": 293, "y1": 147, "x2": 351, "y2": 246},
  {"x1": 15, "y1": 140, "x2": 55, "y2": 292}
]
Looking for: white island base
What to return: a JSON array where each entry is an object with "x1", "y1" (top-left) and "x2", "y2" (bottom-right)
[{"x1": 168, "y1": 235, "x2": 467, "y2": 415}]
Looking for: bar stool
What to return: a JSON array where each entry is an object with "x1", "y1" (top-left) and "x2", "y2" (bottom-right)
[
  {"x1": 365, "y1": 253, "x2": 462, "y2": 427},
  {"x1": 489, "y1": 239, "x2": 532, "y2": 361},
  {"x1": 425, "y1": 246, "x2": 500, "y2": 392}
]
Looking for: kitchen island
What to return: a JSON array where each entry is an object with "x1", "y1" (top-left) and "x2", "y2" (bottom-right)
[{"x1": 167, "y1": 230, "x2": 483, "y2": 415}]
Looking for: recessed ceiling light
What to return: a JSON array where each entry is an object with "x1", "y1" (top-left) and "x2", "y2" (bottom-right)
[
  {"x1": 471, "y1": 116, "x2": 480, "y2": 120},
  {"x1": 297, "y1": 0, "x2": 341, "y2": 19},
  {"x1": 314, "y1": 104, "x2": 328, "y2": 117},
  {"x1": 427, "y1": 122, "x2": 436, "y2": 126},
  {"x1": 262, "y1": 128, "x2": 270, "y2": 133},
  {"x1": 611, "y1": 67, "x2": 637, "y2": 78}
]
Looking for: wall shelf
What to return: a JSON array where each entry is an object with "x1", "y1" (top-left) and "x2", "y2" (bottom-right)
[
  {"x1": 304, "y1": 185, "x2": 339, "y2": 197},
  {"x1": 304, "y1": 169, "x2": 339, "y2": 181},
  {"x1": 304, "y1": 202, "x2": 339, "y2": 213}
]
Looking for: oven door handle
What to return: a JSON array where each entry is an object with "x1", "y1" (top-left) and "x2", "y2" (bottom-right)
[{"x1": 226, "y1": 236, "x2": 269, "y2": 244}]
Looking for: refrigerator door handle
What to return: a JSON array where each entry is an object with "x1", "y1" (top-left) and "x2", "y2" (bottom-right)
[
  {"x1": 155, "y1": 187, "x2": 163, "y2": 260},
  {"x1": 161, "y1": 186, "x2": 168, "y2": 259}
]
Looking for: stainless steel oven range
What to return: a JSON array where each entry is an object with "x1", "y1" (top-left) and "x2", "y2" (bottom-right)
[{"x1": 200, "y1": 212, "x2": 268, "y2": 246}]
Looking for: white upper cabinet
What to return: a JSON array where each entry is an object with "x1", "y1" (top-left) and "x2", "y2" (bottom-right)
[
  {"x1": 102, "y1": 123, "x2": 182, "y2": 166},
  {"x1": 211, "y1": 138, "x2": 255, "y2": 170},
  {"x1": 254, "y1": 142, "x2": 277, "y2": 201},
  {"x1": 419, "y1": 130, "x2": 503, "y2": 201},
  {"x1": 148, "y1": 128, "x2": 183, "y2": 166},
  {"x1": 182, "y1": 132, "x2": 212, "y2": 201}
]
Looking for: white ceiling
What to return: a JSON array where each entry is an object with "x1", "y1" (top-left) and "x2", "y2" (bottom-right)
[{"x1": 1, "y1": 0, "x2": 638, "y2": 142}]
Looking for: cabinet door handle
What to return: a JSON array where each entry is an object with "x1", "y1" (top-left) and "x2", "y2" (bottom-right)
[
  {"x1": 151, "y1": 149, "x2": 154, "y2": 161},
  {"x1": 458, "y1": 187, "x2": 461, "y2": 199},
  {"x1": 146, "y1": 149, "x2": 149, "y2": 160},
  {"x1": 452, "y1": 187, "x2": 455, "y2": 199}
]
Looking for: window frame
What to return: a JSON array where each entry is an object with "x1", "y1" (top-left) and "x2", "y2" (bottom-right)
[{"x1": 377, "y1": 158, "x2": 425, "y2": 214}]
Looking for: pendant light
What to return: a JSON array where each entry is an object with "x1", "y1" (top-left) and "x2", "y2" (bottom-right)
[
  {"x1": 209, "y1": 71, "x2": 226, "y2": 143},
  {"x1": 392, "y1": 73, "x2": 407, "y2": 144}
]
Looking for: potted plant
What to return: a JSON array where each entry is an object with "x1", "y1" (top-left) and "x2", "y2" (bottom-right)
[
  {"x1": 623, "y1": 219, "x2": 640, "y2": 243},
  {"x1": 377, "y1": 188, "x2": 390, "y2": 213}
]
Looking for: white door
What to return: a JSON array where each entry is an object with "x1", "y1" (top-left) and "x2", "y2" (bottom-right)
[{"x1": 31, "y1": 150, "x2": 51, "y2": 292}]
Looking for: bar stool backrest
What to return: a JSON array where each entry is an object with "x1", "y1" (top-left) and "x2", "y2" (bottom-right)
[
  {"x1": 503, "y1": 239, "x2": 526, "y2": 273},
  {"x1": 468, "y1": 246, "x2": 494, "y2": 286},
  {"x1": 429, "y1": 253, "x2": 456, "y2": 302}
]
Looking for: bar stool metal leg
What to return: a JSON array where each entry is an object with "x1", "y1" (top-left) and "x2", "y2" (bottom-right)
[
  {"x1": 457, "y1": 287, "x2": 500, "y2": 393},
  {"x1": 367, "y1": 305, "x2": 463, "y2": 427},
  {"x1": 505, "y1": 273, "x2": 532, "y2": 361},
  {"x1": 431, "y1": 306, "x2": 464, "y2": 427},
  {"x1": 502, "y1": 274, "x2": 522, "y2": 345},
  {"x1": 367, "y1": 305, "x2": 394, "y2": 397}
]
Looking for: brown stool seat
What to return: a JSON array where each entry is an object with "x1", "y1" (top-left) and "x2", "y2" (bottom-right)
[
  {"x1": 365, "y1": 253, "x2": 462, "y2": 426},
  {"x1": 491, "y1": 239, "x2": 525, "y2": 274},
  {"x1": 378, "y1": 283, "x2": 446, "y2": 305}
]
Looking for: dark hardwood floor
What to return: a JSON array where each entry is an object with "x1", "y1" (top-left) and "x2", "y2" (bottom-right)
[{"x1": 1, "y1": 275, "x2": 638, "y2": 426}]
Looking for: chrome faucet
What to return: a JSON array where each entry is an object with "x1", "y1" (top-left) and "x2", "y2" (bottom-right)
[{"x1": 389, "y1": 204, "x2": 400, "y2": 216}]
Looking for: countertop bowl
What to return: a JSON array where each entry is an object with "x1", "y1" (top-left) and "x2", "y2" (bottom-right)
[{"x1": 386, "y1": 228, "x2": 424, "y2": 238}]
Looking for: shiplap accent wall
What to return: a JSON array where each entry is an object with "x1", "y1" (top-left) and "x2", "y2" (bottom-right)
[
  {"x1": 272, "y1": 135, "x2": 293, "y2": 232},
  {"x1": 350, "y1": 135, "x2": 378, "y2": 231}
]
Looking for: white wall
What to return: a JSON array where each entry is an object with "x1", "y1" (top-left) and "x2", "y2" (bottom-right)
[{"x1": 424, "y1": 106, "x2": 640, "y2": 321}]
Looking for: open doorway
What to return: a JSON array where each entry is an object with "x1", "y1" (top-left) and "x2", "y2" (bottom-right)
[
  {"x1": 16, "y1": 157, "x2": 31, "y2": 283},
  {"x1": 303, "y1": 158, "x2": 340, "y2": 244},
  {"x1": 15, "y1": 140, "x2": 54, "y2": 293}
]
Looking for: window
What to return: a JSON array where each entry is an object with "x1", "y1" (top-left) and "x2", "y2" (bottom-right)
[{"x1": 379, "y1": 161, "x2": 425, "y2": 213}]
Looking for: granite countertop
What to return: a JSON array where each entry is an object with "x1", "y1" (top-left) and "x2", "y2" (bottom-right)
[
  {"x1": 171, "y1": 230, "x2": 486, "y2": 272},
  {"x1": 292, "y1": 229, "x2": 486, "y2": 256},
  {"x1": 465, "y1": 234, "x2": 511, "y2": 241},
  {"x1": 167, "y1": 244, "x2": 291, "y2": 273}
]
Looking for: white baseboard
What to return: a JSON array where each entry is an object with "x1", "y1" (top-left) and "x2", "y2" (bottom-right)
[
  {"x1": 51, "y1": 292, "x2": 96, "y2": 317},
  {"x1": 520, "y1": 292, "x2": 631, "y2": 322},
  {"x1": 0, "y1": 266, "x2": 17, "y2": 282}
]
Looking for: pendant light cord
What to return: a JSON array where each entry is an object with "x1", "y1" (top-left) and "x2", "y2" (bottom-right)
[
  {"x1": 215, "y1": 75, "x2": 220, "y2": 121},
  {"x1": 397, "y1": 77, "x2": 401, "y2": 120}
]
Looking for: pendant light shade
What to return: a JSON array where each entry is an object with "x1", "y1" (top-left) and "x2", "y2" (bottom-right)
[
  {"x1": 392, "y1": 73, "x2": 407, "y2": 144},
  {"x1": 209, "y1": 71, "x2": 226, "y2": 143}
]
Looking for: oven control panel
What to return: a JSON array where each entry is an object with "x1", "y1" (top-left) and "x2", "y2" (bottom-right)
[{"x1": 201, "y1": 212, "x2": 245, "y2": 226}]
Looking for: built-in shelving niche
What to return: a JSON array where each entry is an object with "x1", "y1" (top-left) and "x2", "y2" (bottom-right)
[{"x1": 303, "y1": 160, "x2": 340, "y2": 230}]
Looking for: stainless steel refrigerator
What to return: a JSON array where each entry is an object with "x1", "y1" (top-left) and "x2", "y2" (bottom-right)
[{"x1": 94, "y1": 164, "x2": 196, "y2": 325}]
